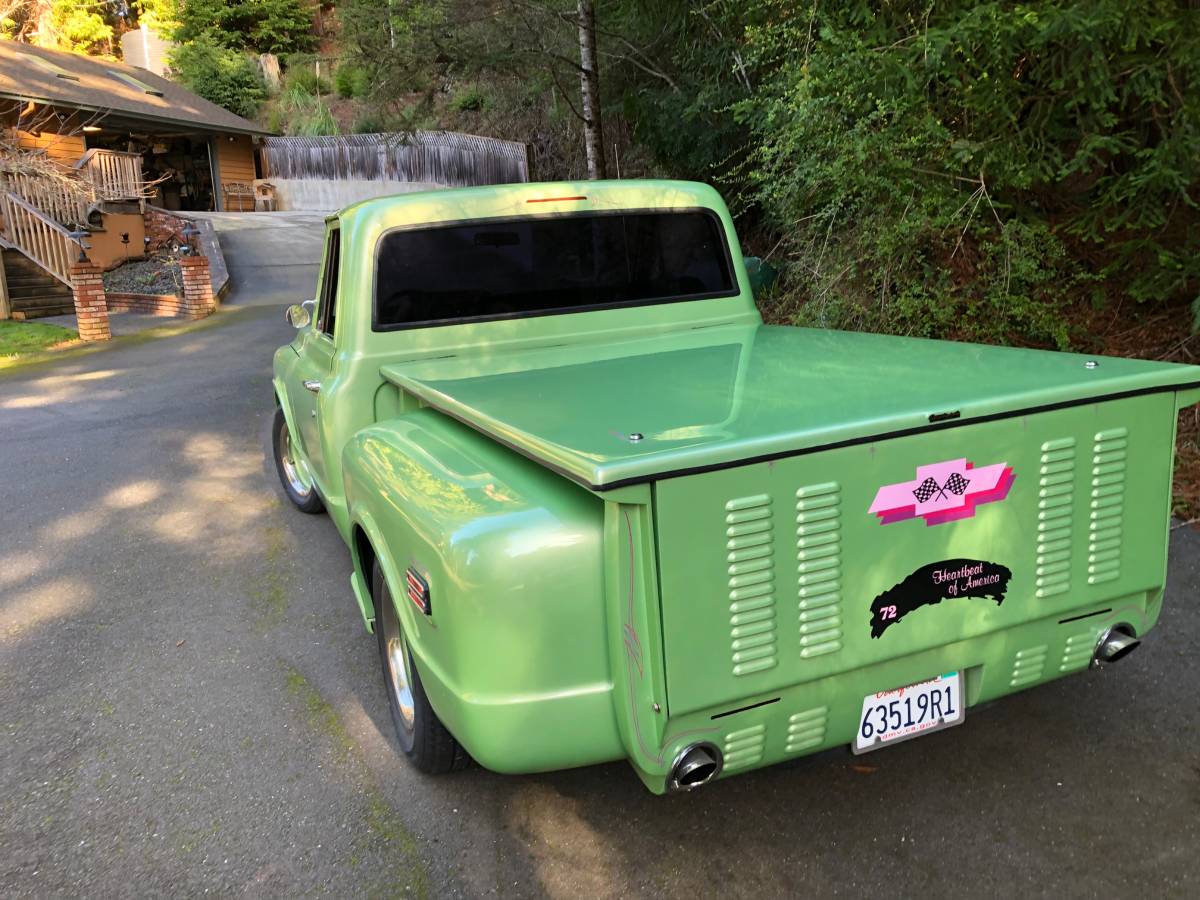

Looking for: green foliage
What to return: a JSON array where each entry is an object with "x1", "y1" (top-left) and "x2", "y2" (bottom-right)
[
  {"x1": 350, "y1": 110, "x2": 390, "y2": 134},
  {"x1": 338, "y1": 0, "x2": 445, "y2": 98},
  {"x1": 334, "y1": 65, "x2": 372, "y2": 99},
  {"x1": 274, "y1": 84, "x2": 338, "y2": 135},
  {"x1": 348, "y1": 105, "x2": 431, "y2": 134},
  {"x1": 282, "y1": 59, "x2": 331, "y2": 96},
  {"x1": 259, "y1": 0, "x2": 1200, "y2": 341},
  {"x1": 3, "y1": 0, "x2": 115, "y2": 54},
  {"x1": 450, "y1": 83, "x2": 490, "y2": 112},
  {"x1": 169, "y1": 35, "x2": 266, "y2": 119},
  {"x1": 168, "y1": 0, "x2": 317, "y2": 55},
  {"x1": 47, "y1": 0, "x2": 112, "y2": 54},
  {"x1": 716, "y1": 1, "x2": 1200, "y2": 341}
]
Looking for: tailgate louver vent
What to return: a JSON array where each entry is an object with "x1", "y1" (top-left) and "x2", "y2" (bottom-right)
[
  {"x1": 785, "y1": 705, "x2": 829, "y2": 754},
  {"x1": 1036, "y1": 437, "x2": 1076, "y2": 599},
  {"x1": 725, "y1": 493, "x2": 778, "y2": 676},
  {"x1": 1061, "y1": 630, "x2": 1100, "y2": 672},
  {"x1": 796, "y1": 481, "x2": 843, "y2": 658},
  {"x1": 1088, "y1": 428, "x2": 1127, "y2": 585},
  {"x1": 1010, "y1": 644, "x2": 1049, "y2": 687},
  {"x1": 722, "y1": 723, "x2": 766, "y2": 771}
]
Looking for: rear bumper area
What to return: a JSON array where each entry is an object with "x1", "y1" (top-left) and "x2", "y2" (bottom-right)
[{"x1": 655, "y1": 592, "x2": 1159, "y2": 790}]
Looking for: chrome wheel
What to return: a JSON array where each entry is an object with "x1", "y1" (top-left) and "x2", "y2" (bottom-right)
[
  {"x1": 381, "y1": 598, "x2": 416, "y2": 731},
  {"x1": 278, "y1": 419, "x2": 313, "y2": 499}
]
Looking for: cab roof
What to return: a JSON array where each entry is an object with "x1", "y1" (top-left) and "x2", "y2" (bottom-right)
[{"x1": 330, "y1": 179, "x2": 731, "y2": 229}]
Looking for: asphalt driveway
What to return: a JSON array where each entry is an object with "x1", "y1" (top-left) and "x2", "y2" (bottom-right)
[
  {"x1": 2, "y1": 277, "x2": 1199, "y2": 896},
  {"x1": 187, "y1": 212, "x2": 328, "y2": 306}
]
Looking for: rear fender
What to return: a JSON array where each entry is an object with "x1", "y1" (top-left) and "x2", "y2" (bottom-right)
[{"x1": 342, "y1": 409, "x2": 621, "y2": 772}]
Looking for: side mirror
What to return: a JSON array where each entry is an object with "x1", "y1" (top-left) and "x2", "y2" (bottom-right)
[
  {"x1": 743, "y1": 257, "x2": 778, "y2": 297},
  {"x1": 285, "y1": 299, "x2": 315, "y2": 329}
]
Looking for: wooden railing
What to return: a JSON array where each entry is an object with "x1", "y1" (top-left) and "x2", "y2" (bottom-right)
[
  {"x1": 74, "y1": 149, "x2": 144, "y2": 201},
  {"x1": 0, "y1": 172, "x2": 92, "y2": 227},
  {"x1": 0, "y1": 192, "x2": 84, "y2": 285}
]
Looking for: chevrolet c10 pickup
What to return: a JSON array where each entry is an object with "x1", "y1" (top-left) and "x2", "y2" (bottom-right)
[{"x1": 271, "y1": 179, "x2": 1200, "y2": 794}]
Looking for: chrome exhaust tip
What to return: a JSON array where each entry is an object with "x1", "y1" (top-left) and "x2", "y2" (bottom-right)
[
  {"x1": 1094, "y1": 624, "x2": 1140, "y2": 667},
  {"x1": 667, "y1": 743, "x2": 723, "y2": 792}
]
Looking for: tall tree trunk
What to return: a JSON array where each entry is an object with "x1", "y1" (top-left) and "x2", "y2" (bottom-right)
[{"x1": 576, "y1": 0, "x2": 606, "y2": 180}]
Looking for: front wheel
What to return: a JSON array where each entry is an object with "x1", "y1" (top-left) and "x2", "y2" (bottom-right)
[
  {"x1": 272, "y1": 406, "x2": 324, "y2": 514},
  {"x1": 374, "y1": 562, "x2": 469, "y2": 774}
]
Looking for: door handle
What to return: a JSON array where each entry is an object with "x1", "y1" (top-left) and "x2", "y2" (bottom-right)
[{"x1": 302, "y1": 380, "x2": 321, "y2": 393}]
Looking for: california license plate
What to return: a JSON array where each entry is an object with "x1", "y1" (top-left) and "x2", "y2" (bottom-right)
[{"x1": 853, "y1": 672, "x2": 964, "y2": 754}]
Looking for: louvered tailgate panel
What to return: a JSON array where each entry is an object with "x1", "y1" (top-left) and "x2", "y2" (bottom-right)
[{"x1": 653, "y1": 393, "x2": 1176, "y2": 717}]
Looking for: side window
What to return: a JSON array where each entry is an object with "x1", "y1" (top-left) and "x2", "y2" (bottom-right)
[{"x1": 317, "y1": 229, "x2": 340, "y2": 337}]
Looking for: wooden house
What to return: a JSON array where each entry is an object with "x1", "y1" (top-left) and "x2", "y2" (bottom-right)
[{"x1": 0, "y1": 41, "x2": 270, "y2": 317}]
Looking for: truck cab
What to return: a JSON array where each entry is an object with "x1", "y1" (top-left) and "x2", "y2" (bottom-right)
[{"x1": 272, "y1": 180, "x2": 1200, "y2": 794}]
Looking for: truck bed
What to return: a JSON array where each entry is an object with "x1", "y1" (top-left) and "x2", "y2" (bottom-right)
[{"x1": 379, "y1": 323, "x2": 1200, "y2": 490}]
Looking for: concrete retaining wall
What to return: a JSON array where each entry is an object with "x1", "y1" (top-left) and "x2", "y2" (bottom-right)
[{"x1": 265, "y1": 178, "x2": 444, "y2": 212}]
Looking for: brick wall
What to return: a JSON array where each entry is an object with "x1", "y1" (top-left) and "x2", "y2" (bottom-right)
[
  {"x1": 106, "y1": 292, "x2": 186, "y2": 316},
  {"x1": 144, "y1": 207, "x2": 193, "y2": 253}
]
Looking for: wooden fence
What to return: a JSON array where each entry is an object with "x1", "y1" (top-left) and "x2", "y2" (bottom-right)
[{"x1": 260, "y1": 132, "x2": 529, "y2": 187}]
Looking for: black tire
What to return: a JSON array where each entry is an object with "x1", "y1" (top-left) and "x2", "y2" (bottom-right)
[
  {"x1": 272, "y1": 406, "x2": 324, "y2": 514},
  {"x1": 373, "y1": 562, "x2": 470, "y2": 774}
]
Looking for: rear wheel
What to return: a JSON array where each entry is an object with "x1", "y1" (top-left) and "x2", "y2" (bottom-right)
[
  {"x1": 373, "y1": 562, "x2": 469, "y2": 774},
  {"x1": 272, "y1": 406, "x2": 324, "y2": 514}
]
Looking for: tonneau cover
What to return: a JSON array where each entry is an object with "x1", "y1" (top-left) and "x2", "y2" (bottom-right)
[{"x1": 380, "y1": 323, "x2": 1200, "y2": 490}]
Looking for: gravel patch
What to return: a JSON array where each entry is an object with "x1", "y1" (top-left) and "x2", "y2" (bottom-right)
[{"x1": 103, "y1": 254, "x2": 183, "y2": 296}]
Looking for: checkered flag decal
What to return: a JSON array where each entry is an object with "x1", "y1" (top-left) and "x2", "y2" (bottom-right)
[
  {"x1": 912, "y1": 472, "x2": 972, "y2": 504},
  {"x1": 912, "y1": 477, "x2": 941, "y2": 503},
  {"x1": 944, "y1": 472, "x2": 971, "y2": 495}
]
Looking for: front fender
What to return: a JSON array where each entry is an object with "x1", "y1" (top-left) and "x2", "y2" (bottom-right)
[
  {"x1": 271, "y1": 349, "x2": 304, "y2": 463},
  {"x1": 342, "y1": 409, "x2": 621, "y2": 773}
]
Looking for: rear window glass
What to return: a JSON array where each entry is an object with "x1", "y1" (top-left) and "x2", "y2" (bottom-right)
[{"x1": 374, "y1": 210, "x2": 736, "y2": 330}]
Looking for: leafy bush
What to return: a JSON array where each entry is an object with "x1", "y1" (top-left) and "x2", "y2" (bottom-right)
[
  {"x1": 718, "y1": 1, "x2": 1200, "y2": 343},
  {"x1": 169, "y1": 36, "x2": 266, "y2": 119},
  {"x1": 170, "y1": 0, "x2": 316, "y2": 55},
  {"x1": 288, "y1": 103, "x2": 338, "y2": 136},
  {"x1": 450, "y1": 83, "x2": 490, "y2": 112},
  {"x1": 350, "y1": 111, "x2": 389, "y2": 134},
  {"x1": 282, "y1": 59, "x2": 332, "y2": 96},
  {"x1": 274, "y1": 85, "x2": 338, "y2": 136},
  {"x1": 335, "y1": 65, "x2": 373, "y2": 99}
]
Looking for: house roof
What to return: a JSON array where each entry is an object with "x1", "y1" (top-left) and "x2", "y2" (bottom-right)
[{"x1": 0, "y1": 41, "x2": 270, "y2": 137}]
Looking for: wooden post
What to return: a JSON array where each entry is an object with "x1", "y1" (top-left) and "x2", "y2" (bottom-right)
[{"x1": 0, "y1": 249, "x2": 10, "y2": 320}]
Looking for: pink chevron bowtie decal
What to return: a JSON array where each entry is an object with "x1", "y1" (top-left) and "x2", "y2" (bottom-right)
[{"x1": 868, "y1": 458, "x2": 1015, "y2": 526}]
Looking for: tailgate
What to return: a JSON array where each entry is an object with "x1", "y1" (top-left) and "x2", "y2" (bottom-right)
[{"x1": 653, "y1": 392, "x2": 1178, "y2": 717}]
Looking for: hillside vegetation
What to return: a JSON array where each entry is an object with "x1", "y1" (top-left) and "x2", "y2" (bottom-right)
[
  {"x1": 6, "y1": 1, "x2": 1197, "y2": 346},
  {"x1": 2, "y1": 0, "x2": 1198, "y2": 513},
  {"x1": 126, "y1": 2, "x2": 1198, "y2": 347}
]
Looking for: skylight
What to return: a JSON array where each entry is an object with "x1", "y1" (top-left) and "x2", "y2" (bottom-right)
[
  {"x1": 29, "y1": 56, "x2": 79, "y2": 81},
  {"x1": 107, "y1": 70, "x2": 164, "y2": 97}
]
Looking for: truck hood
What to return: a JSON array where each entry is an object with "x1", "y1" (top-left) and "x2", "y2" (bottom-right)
[{"x1": 380, "y1": 323, "x2": 1200, "y2": 490}]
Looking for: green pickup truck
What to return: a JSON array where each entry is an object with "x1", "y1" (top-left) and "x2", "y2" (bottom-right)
[{"x1": 272, "y1": 179, "x2": 1200, "y2": 794}]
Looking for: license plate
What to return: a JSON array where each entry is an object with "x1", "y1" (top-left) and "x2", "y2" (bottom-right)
[{"x1": 853, "y1": 672, "x2": 964, "y2": 754}]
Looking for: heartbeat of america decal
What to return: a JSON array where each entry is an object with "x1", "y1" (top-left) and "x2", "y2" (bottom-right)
[
  {"x1": 868, "y1": 457, "x2": 1015, "y2": 526},
  {"x1": 870, "y1": 559, "x2": 1013, "y2": 638}
]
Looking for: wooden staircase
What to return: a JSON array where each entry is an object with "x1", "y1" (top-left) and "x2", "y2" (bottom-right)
[
  {"x1": 1, "y1": 248, "x2": 75, "y2": 318},
  {"x1": 0, "y1": 149, "x2": 145, "y2": 319}
]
